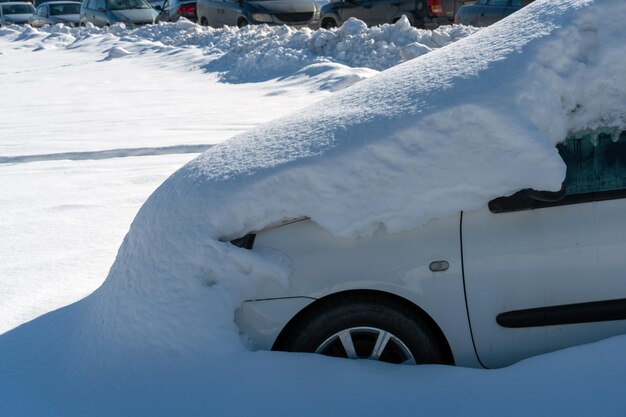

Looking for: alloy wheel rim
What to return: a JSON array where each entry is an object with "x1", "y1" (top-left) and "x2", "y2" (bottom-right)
[{"x1": 314, "y1": 326, "x2": 416, "y2": 365}]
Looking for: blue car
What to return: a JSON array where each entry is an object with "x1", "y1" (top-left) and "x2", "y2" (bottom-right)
[{"x1": 454, "y1": 0, "x2": 533, "y2": 27}]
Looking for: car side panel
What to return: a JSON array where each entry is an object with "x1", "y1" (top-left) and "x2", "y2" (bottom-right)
[
  {"x1": 463, "y1": 201, "x2": 626, "y2": 368},
  {"x1": 337, "y1": 0, "x2": 372, "y2": 25},
  {"x1": 250, "y1": 216, "x2": 480, "y2": 368}
]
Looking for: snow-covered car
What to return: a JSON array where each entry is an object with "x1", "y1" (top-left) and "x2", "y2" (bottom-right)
[
  {"x1": 0, "y1": 1, "x2": 35, "y2": 24},
  {"x1": 196, "y1": 0, "x2": 320, "y2": 28},
  {"x1": 234, "y1": 127, "x2": 626, "y2": 368},
  {"x1": 28, "y1": 1, "x2": 81, "y2": 26},
  {"x1": 80, "y1": 0, "x2": 158, "y2": 27},
  {"x1": 454, "y1": 0, "x2": 533, "y2": 27}
]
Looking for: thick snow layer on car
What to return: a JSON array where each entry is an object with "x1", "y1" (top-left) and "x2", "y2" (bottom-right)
[{"x1": 2, "y1": 1, "x2": 626, "y2": 416}]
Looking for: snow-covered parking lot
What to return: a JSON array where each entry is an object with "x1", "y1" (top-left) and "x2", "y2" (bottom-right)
[{"x1": 2, "y1": 0, "x2": 626, "y2": 416}]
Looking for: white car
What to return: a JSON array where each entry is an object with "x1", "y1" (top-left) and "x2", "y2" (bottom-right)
[
  {"x1": 235, "y1": 128, "x2": 626, "y2": 368},
  {"x1": 0, "y1": 1, "x2": 35, "y2": 25},
  {"x1": 28, "y1": 1, "x2": 81, "y2": 27}
]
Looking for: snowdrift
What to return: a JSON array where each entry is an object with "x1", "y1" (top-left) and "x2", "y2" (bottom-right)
[
  {"x1": 2, "y1": 0, "x2": 626, "y2": 416},
  {"x1": 0, "y1": 17, "x2": 478, "y2": 85}
]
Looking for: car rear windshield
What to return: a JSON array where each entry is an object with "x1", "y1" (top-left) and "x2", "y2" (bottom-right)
[
  {"x1": 106, "y1": 0, "x2": 150, "y2": 10},
  {"x1": 50, "y1": 3, "x2": 80, "y2": 14},
  {"x1": 2, "y1": 4, "x2": 35, "y2": 13}
]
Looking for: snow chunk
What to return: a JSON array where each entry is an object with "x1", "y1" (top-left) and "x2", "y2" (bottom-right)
[{"x1": 105, "y1": 46, "x2": 131, "y2": 59}]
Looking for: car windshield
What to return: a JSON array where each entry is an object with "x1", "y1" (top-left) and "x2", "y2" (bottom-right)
[
  {"x1": 105, "y1": 0, "x2": 150, "y2": 10},
  {"x1": 2, "y1": 4, "x2": 35, "y2": 13},
  {"x1": 49, "y1": 3, "x2": 80, "y2": 14}
]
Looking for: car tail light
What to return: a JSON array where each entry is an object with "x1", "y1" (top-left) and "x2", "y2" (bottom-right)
[
  {"x1": 427, "y1": 0, "x2": 443, "y2": 17},
  {"x1": 178, "y1": 3, "x2": 196, "y2": 15}
]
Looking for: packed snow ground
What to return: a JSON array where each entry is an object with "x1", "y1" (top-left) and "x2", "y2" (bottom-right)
[{"x1": 2, "y1": 1, "x2": 626, "y2": 416}]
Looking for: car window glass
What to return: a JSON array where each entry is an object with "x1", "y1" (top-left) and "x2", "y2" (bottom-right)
[
  {"x1": 3, "y1": 4, "x2": 35, "y2": 13},
  {"x1": 558, "y1": 129, "x2": 626, "y2": 196},
  {"x1": 50, "y1": 3, "x2": 80, "y2": 14},
  {"x1": 487, "y1": 0, "x2": 508, "y2": 5},
  {"x1": 36, "y1": 4, "x2": 45, "y2": 14},
  {"x1": 511, "y1": 0, "x2": 520, "y2": 6},
  {"x1": 95, "y1": 0, "x2": 105, "y2": 9}
]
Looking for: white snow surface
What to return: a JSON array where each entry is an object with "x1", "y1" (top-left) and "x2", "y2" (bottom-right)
[{"x1": 2, "y1": 0, "x2": 626, "y2": 416}]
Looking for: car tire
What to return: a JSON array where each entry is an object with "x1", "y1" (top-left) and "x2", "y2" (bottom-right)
[
  {"x1": 200, "y1": 16, "x2": 208, "y2": 26},
  {"x1": 277, "y1": 293, "x2": 447, "y2": 365},
  {"x1": 237, "y1": 17, "x2": 248, "y2": 28},
  {"x1": 320, "y1": 17, "x2": 337, "y2": 29}
]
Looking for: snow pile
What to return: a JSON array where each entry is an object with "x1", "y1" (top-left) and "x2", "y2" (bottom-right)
[
  {"x1": 0, "y1": 17, "x2": 478, "y2": 84},
  {"x1": 2, "y1": 0, "x2": 626, "y2": 415}
]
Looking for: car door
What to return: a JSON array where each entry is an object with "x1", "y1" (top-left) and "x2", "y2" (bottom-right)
[
  {"x1": 367, "y1": 0, "x2": 391, "y2": 25},
  {"x1": 203, "y1": 0, "x2": 231, "y2": 26},
  {"x1": 219, "y1": 0, "x2": 240, "y2": 26},
  {"x1": 156, "y1": 0, "x2": 170, "y2": 21},
  {"x1": 462, "y1": 128, "x2": 626, "y2": 369},
  {"x1": 338, "y1": 0, "x2": 373, "y2": 25},
  {"x1": 93, "y1": 0, "x2": 109, "y2": 25},
  {"x1": 30, "y1": 4, "x2": 48, "y2": 26}
]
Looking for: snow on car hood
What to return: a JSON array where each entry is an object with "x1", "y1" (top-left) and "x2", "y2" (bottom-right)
[{"x1": 1, "y1": 0, "x2": 626, "y2": 413}]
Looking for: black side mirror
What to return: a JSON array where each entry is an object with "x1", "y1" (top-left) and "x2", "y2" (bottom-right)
[
  {"x1": 523, "y1": 184, "x2": 566, "y2": 203},
  {"x1": 488, "y1": 183, "x2": 566, "y2": 213}
]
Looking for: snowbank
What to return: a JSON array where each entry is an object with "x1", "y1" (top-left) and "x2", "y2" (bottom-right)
[
  {"x1": 2, "y1": 0, "x2": 626, "y2": 416},
  {"x1": 0, "y1": 17, "x2": 478, "y2": 85}
]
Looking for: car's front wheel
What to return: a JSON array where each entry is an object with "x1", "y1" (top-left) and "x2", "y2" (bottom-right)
[
  {"x1": 320, "y1": 17, "x2": 337, "y2": 29},
  {"x1": 276, "y1": 293, "x2": 448, "y2": 365}
]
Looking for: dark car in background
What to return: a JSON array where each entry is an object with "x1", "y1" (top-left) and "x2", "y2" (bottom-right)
[
  {"x1": 197, "y1": 0, "x2": 319, "y2": 28},
  {"x1": 80, "y1": 0, "x2": 157, "y2": 26},
  {"x1": 155, "y1": 0, "x2": 196, "y2": 22},
  {"x1": 0, "y1": 1, "x2": 35, "y2": 24},
  {"x1": 454, "y1": 0, "x2": 533, "y2": 27},
  {"x1": 29, "y1": 1, "x2": 81, "y2": 26},
  {"x1": 319, "y1": 0, "x2": 463, "y2": 29}
]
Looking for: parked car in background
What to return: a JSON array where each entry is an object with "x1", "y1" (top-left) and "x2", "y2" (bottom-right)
[
  {"x1": 155, "y1": 0, "x2": 196, "y2": 23},
  {"x1": 319, "y1": 0, "x2": 462, "y2": 29},
  {"x1": 29, "y1": 1, "x2": 81, "y2": 26},
  {"x1": 236, "y1": 128, "x2": 626, "y2": 368},
  {"x1": 454, "y1": 0, "x2": 533, "y2": 26},
  {"x1": 80, "y1": 0, "x2": 158, "y2": 27},
  {"x1": 0, "y1": 1, "x2": 35, "y2": 24},
  {"x1": 196, "y1": 0, "x2": 319, "y2": 28}
]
